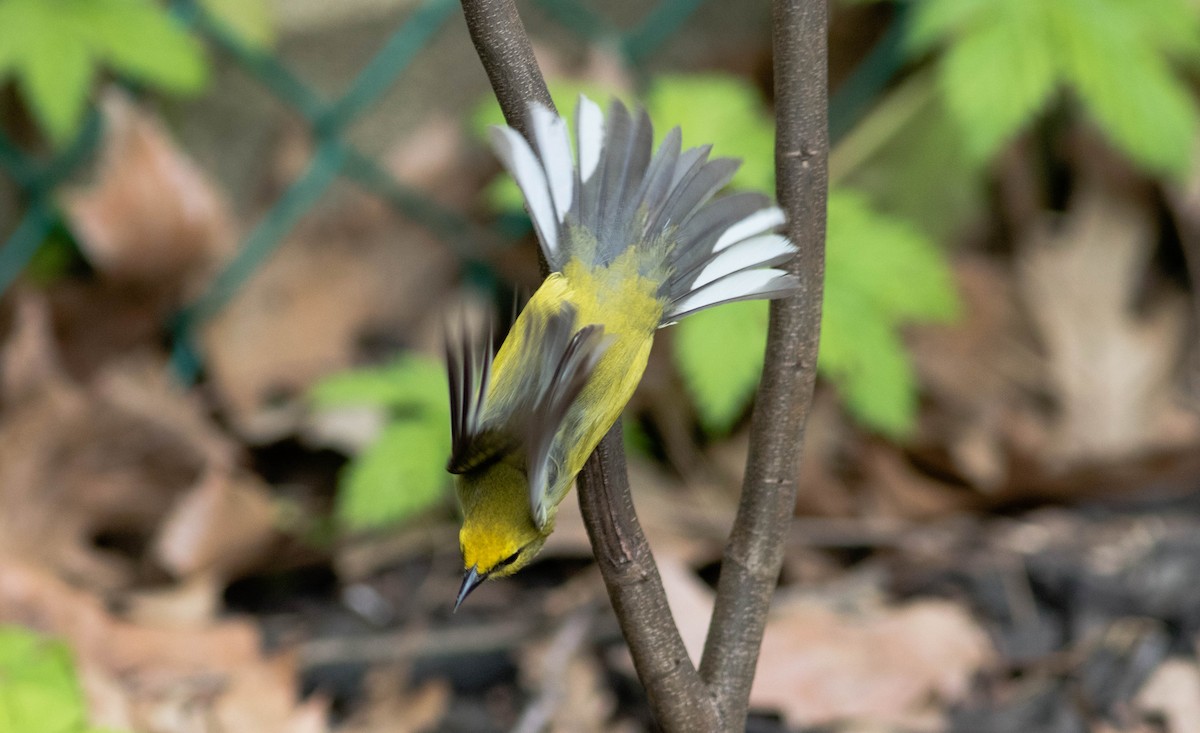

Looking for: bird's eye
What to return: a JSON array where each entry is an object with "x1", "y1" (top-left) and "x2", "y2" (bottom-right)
[{"x1": 495, "y1": 550, "x2": 521, "y2": 569}]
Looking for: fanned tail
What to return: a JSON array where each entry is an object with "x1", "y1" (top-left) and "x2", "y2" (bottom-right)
[{"x1": 487, "y1": 95, "x2": 799, "y2": 326}]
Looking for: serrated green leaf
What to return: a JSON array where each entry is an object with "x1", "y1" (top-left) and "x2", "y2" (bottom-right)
[
  {"x1": 938, "y1": 1, "x2": 1056, "y2": 162},
  {"x1": 673, "y1": 300, "x2": 768, "y2": 433},
  {"x1": 671, "y1": 189, "x2": 958, "y2": 438},
  {"x1": 914, "y1": 0, "x2": 1200, "y2": 177},
  {"x1": 310, "y1": 356, "x2": 447, "y2": 413},
  {"x1": 1051, "y1": 0, "x2": 1199, "y2": 178},
  {"x1": 0, "y1": 0, "x2": 210, "y2": 147},
  {"x1": 826, "y1": 191, "x2": 959, "y2": 322},
  {"x1": 0, "y1": 0, "x2": 33, "y2": 77},
  {"x1": 817, "y1": 189, "x2": 957, "y2": 437},
  {"x1": 819, "y1": 284, "x2": 916, "y2": 437},
  {"x1": 905, "y1": 0, "x2": 994, "y2": 56},
  {"x1": 75, "y1": 0, "x2": 207, "y2": 93},
  {"x1": 16, "y1": 10, "x2": 93, "y2": 146},
  {"x1": 337, "y1": 419, "x2": 451, "y2": 529}
]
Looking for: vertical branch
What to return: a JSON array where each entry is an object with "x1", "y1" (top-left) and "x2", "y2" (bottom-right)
[
  {"x1": 457, "y1": 1, "x2": 718, "y2": 729},
  {"x1": 460, "y1": 0, "x2": 554, "y2": 132},
  {"x1": 699, "y1": 0, "x2": 829, "y2": 724},
  {"x1": 576, "y1": 427, "x2": 719, "y2": 731}
]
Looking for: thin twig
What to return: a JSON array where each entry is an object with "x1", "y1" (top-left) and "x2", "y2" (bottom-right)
[{"x1": 699, "y1": 0, "x2": 829, "y2": 725}]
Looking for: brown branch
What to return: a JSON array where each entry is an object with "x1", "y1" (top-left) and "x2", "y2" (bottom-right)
[
  {"x1": 459, "y1": 0, "x2": 554, "y2": 133},
  {"x1": 698, "y1": 0, "x2": 829, "y2": 724},
  {"x1": 576, "y1": 426, "x2": 719, "y2": 730}
]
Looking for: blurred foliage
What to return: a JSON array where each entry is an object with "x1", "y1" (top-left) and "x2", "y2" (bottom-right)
[
  {"x1": 831, "y1": 69, "x2": 986, "y2": 243},
  {"x1": 310, "y1": 356, "x2": 451, "y2": 530},
  {"x1": 0, "y1": 0, "x2": 209, "y2": 146},
  {"x1": 200, "y1": 0, "x2": 275, "y2": 48},
  {"x1": 909, "y1": 0, "x2": 1200, "y2": 177},
  {"x1": 472, "y1": 74, "x2": 960, "y2": 436},
  {"x1": 0, "y1": 626, "x2": 122, "y2": 733}
]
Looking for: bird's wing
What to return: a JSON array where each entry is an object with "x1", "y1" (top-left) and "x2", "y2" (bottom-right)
[
  {"x1": 445, "y1": 316, "x2": 515, "y2": 475},
  {"x1": 523, "y1": 309, "x2": 607, "y2": 530}
]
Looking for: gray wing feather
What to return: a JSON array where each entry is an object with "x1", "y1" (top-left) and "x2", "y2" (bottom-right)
[
  {"x1": 446, "y1": 316, "x2": 513, "y2": 474},
  {"x1": 525, "y1": 318, "x2": 607, "y2": 529}
]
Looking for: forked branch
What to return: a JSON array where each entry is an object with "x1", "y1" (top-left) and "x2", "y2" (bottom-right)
[{"x1": 457, "y1": 0, "x2": 828, "y2": 729}]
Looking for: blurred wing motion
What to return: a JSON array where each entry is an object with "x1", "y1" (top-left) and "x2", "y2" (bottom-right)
[
  {"x1": 445, "y1": 316, "x2": 510, "y2": 474},
  {"x1": 445, "y1": 304, "x2": 608, "y2": 529}
]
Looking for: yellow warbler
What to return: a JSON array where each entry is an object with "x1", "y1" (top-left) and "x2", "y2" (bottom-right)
[{"x1": 448, "y1": 96, "x2": 797, "y2": 608}]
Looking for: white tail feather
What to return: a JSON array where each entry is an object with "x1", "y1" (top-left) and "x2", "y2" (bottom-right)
[
  {"x1": 693, "y1": 234, "x2": 796, "y2": 289},
  {"x1": 575, "y1": 95, "x2": 604, "y2": 183},
  {"x1": 668, "y1": 268, "x2": 794, "y2": 318},
  {"x1": 530, "y1": 105, "x2": 574, "y2": 224},
  {"x1": 714, "y1": 207, "x2": 787, "y2": 252},
  {"x1": 490, "y1": 126, "x2": 559, "y2": 256}
]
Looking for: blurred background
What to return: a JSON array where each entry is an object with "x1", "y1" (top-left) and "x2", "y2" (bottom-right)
[{"x1": 1, "y1": 0, "x2": 1199, "y2": 731}]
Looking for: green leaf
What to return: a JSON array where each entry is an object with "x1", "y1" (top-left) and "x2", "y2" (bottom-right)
[
  {"x1": 1051, "y1": 0, "x2": 1199, "y2": 178},
  {"x1": 310, "y1": 356, "x2": 447, "y2": 413},
  {"x1": 336, "y1": 419, "x2": 451, "y2": 529},
  {"x1": 645, "y1": 74, "x2": 776, "y2": 192},
  {"x1": 825, "y1": 191, "x2": 959, "y2": 323},
  {"x1": 0, "y1": 0, "x2": 209, "y2": 146},
  {"x1": 912, "y1": 0, "x2": 1200, "y2": 177},
  {"x1": 12, "y1": 1, "x2": 93, "y2": 146},
  {"x1": 937, "y1": 1, "x2": 1056, "y2": 162},
  {"x1": 313, "y1": 356, "x2": 453, "y2": 531},
  {"x1": 905, "y1": 0, "x2": 993, "y2": 56},
  {"x1": 74, "y1": 0, "x2": 208, "y2": 93},
  {"x1": 673, "y1": 300, "x2": 768, "y2": 433},
  {"x1": 819, "y1": 190, "x2": 957, "y2": 437},
  {"x1": 0, "y1": 626, "x2": 107, "y2": 733},
  {"x1": 819, "y1": 285, "x2": 917, "y2": 437},
  {"x1": 671, "y1": 190, "x2": 959, "y2": 438}
]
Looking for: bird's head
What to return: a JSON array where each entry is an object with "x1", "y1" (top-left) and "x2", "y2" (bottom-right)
[{"x1": 454, "y1": 462, "x2": 550, "y2": 610}]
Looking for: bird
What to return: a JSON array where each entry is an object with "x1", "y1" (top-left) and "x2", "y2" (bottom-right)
[{"x1": 447, "y1": 95, "x2": 799, "y2": 610}]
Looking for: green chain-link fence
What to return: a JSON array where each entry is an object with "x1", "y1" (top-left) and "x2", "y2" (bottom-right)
[{"x1": 0, "y1": 0, "x2": 900, "y2": 378}]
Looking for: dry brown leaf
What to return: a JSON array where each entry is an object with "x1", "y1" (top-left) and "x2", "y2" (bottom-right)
[
  {"x1": 0, "y1": 293, "x2": 274, "y2": 591},
  {"x1": 909, "y1": 257, "x2": 1046, "y2": 492},
  {"x1": 1018, "y1": 181, "x2": 1196, "y2": 463},
  {"x1": 0, "y1": 557, "x2": 328, "y2": 733},
  {"x1": 750, "y1": 598, "x2": 993, "y2": 729},
  {"x1": 153, "y1": 469, "x2": 279, "y2": 580},
  {"x1": 60, "y1": 90, "x2": 235, "y2": 290}
]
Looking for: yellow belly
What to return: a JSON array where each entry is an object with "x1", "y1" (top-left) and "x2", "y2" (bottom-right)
[{"x1": 487, "y1": 250, "x2": 664, "y2": 515}]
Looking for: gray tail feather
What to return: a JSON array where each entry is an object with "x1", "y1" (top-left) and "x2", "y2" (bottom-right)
[{"x1": 488, "y1": 95, "x2": 799, "y2": 325}]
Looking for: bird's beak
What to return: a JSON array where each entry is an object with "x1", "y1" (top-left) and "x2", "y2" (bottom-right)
[{"x1": 454, "y1": 565, "x2": 484, "y2": 612}]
